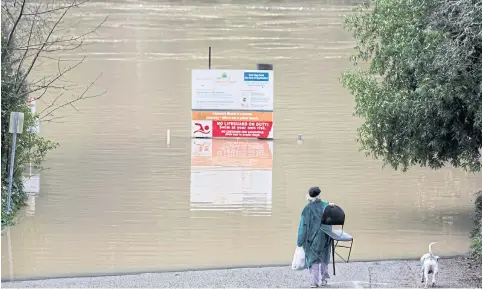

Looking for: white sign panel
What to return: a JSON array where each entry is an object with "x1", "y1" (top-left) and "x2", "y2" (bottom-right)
[
  {"x1": 192, "y1": 69, "x2": 274, "y2": 111},
  {"x1": 191, "y1": 69, "x2": 275, "y2": 139}
]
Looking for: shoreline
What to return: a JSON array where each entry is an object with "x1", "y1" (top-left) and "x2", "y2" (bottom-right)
[
  {"x1": 0, "y1": 255, "x2": 469, "y2": 283},
  {"x1": 2, "y1": 257, "x2": 481, "y2": 288}
]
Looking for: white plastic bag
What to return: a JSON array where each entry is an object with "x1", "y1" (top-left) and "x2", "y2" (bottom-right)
[{"x1": 291, "y1": 246, "x2": 306, "y2": 270}]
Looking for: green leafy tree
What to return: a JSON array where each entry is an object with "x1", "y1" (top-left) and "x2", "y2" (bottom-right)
[
  {"x1": 341, "y1": 0, "x2": 482, "y2": 173},
  {"x1": 341, "y1": 0, "x2": 482, "y2": 264}
]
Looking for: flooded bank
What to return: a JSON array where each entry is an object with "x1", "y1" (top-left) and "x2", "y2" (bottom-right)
[{"x1": 1, "y1": 0, "x2": 480, "y2": 281}]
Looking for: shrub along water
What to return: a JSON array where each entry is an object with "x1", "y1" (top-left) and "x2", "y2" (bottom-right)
[
  {"x1": 1, "y1": 23, "x2": 58, "y2": 229},
  {"x1": 471, "y1": 191, "x2": 482, "y2": 263},
  {"x1": 1, "y1": 0, "x2": 105, "y2": 229},
  {"x1": 341, "y1": 0, "x2": 481, "y2": 265}
]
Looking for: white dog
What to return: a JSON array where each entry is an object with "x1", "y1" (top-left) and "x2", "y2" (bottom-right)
[{"x1": 420, "y1": 242, "x2": 440, "y2": 287}]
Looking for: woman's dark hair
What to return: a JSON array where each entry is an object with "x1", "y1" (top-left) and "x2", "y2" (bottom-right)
[{"x1": 309, "y1": 186, "x2": 321, "y2": 198}]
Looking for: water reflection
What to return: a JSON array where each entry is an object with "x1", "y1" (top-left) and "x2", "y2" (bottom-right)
[
  {"x1": 22, "y1": 174, "x2": 40, "y2": 194},
  {"x1": 190, "y1": 139, "x2": 273, "y2": 216},
  {"x1": 22, "y1": 174, "x2": 40, "y2": 217},
  {"x1": 25, "y1": 195, "x2": 37, "y2": 217}
]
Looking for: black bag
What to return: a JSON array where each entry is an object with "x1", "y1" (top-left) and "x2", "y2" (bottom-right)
[{"x1": 321, "y1": 205, "x2": 345, "y2": 226}]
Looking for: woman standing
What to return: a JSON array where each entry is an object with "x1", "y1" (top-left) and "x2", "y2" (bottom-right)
[{"x1": 297, "y1": 186, "x2": 334, "y2": 287}]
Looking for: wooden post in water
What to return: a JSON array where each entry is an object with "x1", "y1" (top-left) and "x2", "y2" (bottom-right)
[{"x1": 208, "y1": 47, "x2": 211, "y2": 69}]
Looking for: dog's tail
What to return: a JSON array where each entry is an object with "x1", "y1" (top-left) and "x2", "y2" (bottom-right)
[{"x1": 428, "y1": 242, "x2": 438, "y2": 257}]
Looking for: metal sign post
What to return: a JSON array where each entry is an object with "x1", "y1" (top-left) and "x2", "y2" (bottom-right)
[{"x1": 7, "y1": 112, "x2": 25, "y2": 214}]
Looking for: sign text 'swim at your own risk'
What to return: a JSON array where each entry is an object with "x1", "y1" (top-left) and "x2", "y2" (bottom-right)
[{"x1": 212, "y1": 121, "x2": 273, "y2": 138}]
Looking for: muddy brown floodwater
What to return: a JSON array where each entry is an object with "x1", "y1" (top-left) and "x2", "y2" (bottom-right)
[{"x1": 2, "y1": 0, "x2": 481, "y2": 281}]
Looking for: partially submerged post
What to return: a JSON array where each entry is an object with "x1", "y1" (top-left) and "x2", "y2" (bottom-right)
[
  {"x1": 25, "y1": 96, "x2": 40, "y2": 193},
  {"x1": 7, "y1": 112, "x2": 25, "y2": 213},
  {"x1": 208, "y1": 47, "x2": 212, "y2": 69},
  {"x1": 257, "y1": 63, "x2": 273, "y2": 71}
]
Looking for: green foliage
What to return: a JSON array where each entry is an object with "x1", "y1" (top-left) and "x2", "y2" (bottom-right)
[
  {"x1": 341, "y1": 0, "x2": 482, "y2": 172},
  {"x1": 1, "y1": 0, "x2": 105, "y2": 229},
  {"x1": 1, "y1": 21, "x2": 58, "y2": 229},
  {"x1": 471, "y1": 191, "x2": 482, "y2": 263},
  {"x1": 1, "y1": 175, "x2": 26, "y2": 227}
]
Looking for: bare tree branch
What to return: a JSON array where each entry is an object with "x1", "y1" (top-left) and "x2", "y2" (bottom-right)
[
  {"x1": 21, "y1": 56, "x2": 86, "y2": 100},
  {"x1": 1, "y1": 0, "x2": 26, "y2": 63},
  {"x1": 15, "y1": 1, "x2": 74, "y2": 96},
  {"x1": 38, "y1": 92, "x2": 64, "y2": 116},
  {"x1": 14, "y1": 14, "x2": 107, "y2": 52},
  {"x1": 22, "y1": 0, "x2": 89, "y2": 16},
  {"x1": 14, "y1": 0, "x2": 41, "y2": 87},
  {"x1": 40, "y1": 72, "x2": 106, "y2": 120},
  {"x1": 1, "y1": 4, "x2": 16, "y2": 23},
  {"x1": 2, "y1": 0, "x2": 108, "y2": 167}
]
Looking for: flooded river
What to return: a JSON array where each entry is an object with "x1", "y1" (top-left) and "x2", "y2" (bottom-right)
[{"x1": 2, "y1": 0, "x2": 481, "y2": 281}]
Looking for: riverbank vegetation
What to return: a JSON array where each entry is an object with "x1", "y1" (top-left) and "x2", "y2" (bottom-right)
[
  {"x1": 1, "y1": 0, "x2": 106, "y2": 229},
  {"x1": 341, "y1": 0, "x2": 481, "y2": 263},
  {"x1": 472, "y1": 191, "x2": 482, "y2": 262}
]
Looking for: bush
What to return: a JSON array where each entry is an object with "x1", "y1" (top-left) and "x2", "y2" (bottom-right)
[
  {"x1": 471, "y1": 191, "x2": 482, "y2": 263},
  {"x1": 1, "y1": 20, "x2": 58, "y2": 229},
  {"x1": 1, "y1": 1, "x2": 104, "y2": 230},
  {"x1": 1, "y1": 174, "x2": 27, "y2": 227}
]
